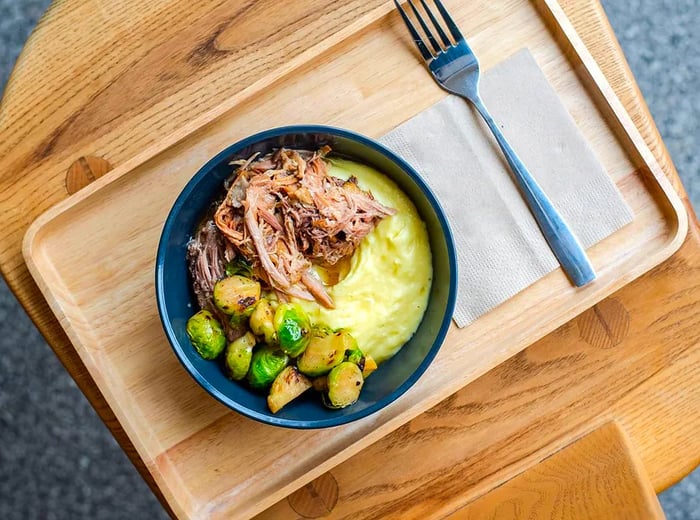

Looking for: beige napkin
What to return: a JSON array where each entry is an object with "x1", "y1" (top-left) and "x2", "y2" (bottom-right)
[{"x1": 380, "y1": 49, "x2": 634, "y2": 328}]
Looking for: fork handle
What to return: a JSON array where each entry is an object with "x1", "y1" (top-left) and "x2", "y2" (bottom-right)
[{"x1": 471, "y1": 96, "x2": 596, "y2": 287}]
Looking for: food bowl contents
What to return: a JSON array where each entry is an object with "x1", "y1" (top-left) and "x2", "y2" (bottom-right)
[
  {"x1": 214, "y1": 146, "x2": 394, "y2": 307},
  {"x1": 185, "y1": 146, "x2": 432, "y2": 413}
]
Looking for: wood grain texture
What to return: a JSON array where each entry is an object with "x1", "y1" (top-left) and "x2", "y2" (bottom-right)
[
  {"x1": 0, "y1": 0, "x2": 697, "y2": 519},
  {"x1": 20, "y1": 2, "x2": 688, "y2": 518},
  {"x1": 65, "y1": 156, "x2": 113, "y2": 194},
  {"x1": 287, "y1": 473, "x2": 340, "y2": 518},
  {"x1": 576, "y1": 298, "x2": 630, "y2": 349},
  {"x1": 447, "y1": 422, "x2": 665, "y2": 520}
]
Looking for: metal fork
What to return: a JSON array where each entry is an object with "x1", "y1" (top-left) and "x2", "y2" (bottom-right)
[{"x1": 394, "y1": 0, "x2": 596, "y2": 287}]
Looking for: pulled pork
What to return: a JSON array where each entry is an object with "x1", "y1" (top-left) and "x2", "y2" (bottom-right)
[
  {"x1": 213, "y1": 147, "x2": 395, "y2": 308},
  {"x1": 186, "y1": 221, "x2": 242, "y2": 341}
]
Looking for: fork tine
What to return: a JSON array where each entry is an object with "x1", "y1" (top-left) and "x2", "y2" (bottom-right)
[
  {"x1": 406, "y1": 0, "x2": 441, "y2": 54},
  {"x1": 393, "y1": 0, "x2": 434, "y2": 60},
  {"x1": 432, "y1": 0, "x2": 464, "y2": 42},
  {"x1": 418, "y1": 0, "x2": 451, "y2": 47}
]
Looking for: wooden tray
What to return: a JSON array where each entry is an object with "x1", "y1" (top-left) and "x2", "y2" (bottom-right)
[{"x1": 22, "y1": 1, "x2": 686, "y2": 519}]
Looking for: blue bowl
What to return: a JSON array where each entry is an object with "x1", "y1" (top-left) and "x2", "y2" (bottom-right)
[{"x1": 156, "y1": 125, "x2": 457, "y2": 428}]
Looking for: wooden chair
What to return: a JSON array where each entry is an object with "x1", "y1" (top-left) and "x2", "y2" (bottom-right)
[{"x1": 448, "y1": 422, "x2": 665, "y2": 519}]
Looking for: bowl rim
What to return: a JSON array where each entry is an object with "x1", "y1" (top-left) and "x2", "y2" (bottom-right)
[{"x1": 155, "y1": 124, "x2": 457, "y2": 429}]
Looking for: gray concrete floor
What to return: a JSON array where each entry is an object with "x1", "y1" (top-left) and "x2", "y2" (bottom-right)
[{"x1": 0, "y1": 0, "x2": 698, "y2": 518}]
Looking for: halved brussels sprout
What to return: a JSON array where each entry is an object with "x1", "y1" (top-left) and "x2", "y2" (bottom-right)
[
  {"x1": 273, "y1": 303, "x2": 311, "y2": 357},
  {"x1": 362, "y1": 354, "x2": 378, "y2": 379},
  {"x1": 267, "y1": 366, "x2": 312, "y2": 413},
  {"x1": 324, "y1": 362, "x2": 364, "y2": 409},
  {"x1": 296, "y1": 328, "x2": 348, "y2": 377},
  {"x1": 247, "y1": 345, "x2": 289, "y2": 390},
  {"x1": 224, "y1": 331, "x2": 256, "y2": 380},
  {"x1": 186, "y1": 310, "x2": 226, "y2": 360},
  {"x1": 335, "y1": 330, "x2": 359, "y2": 352},
  {"x1": 213, "y1": 275, "x2": 261, "y2": 315},
  {"x1": 249, "y1": 298, "x2": 276, "y2": 344}
]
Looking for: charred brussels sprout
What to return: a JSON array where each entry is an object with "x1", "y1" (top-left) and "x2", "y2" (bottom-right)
[
  {"x1": 345, "y1": 348, "x2": 364, "y2": 367},
  {"x1": 186, "y1": 310, "x2": 227, "y2": 360},
  {"x1": 225, "y1": 257, "x2": 253, "y2": 278},
  {"x1": 274, "y1": 303, "x2": 311, "y2": 357},
  {"x1": 324, "y1": 362, "x2": 364, "y2": 409},
  {"x1": 335, "y1": 330, "x2": 359, "y2": 352},
  {"x1": 267, "y1": 366, "x2": 312, "y2": 413},
  {"x1": 344, "y1": 333, "x2": 371, "y2": 373},
  {"x1": 362, "y1": 354, "x2": 378, "y2": 379},
  {"x1": 247, "y1": 346, "x2": 289, "y2": 390},
  {"x1": 341, "y1": 339, "x2": 378, "y2": 378},
  {"x1": 297, "y1": 328, "x2": 348, "y2": 377},
  {"x1": 224, "y1": 332, "x2": 256, "y2": 380},
  {"x1": 312, "y1": 323, "x2": 334, "y2": 337},
  {"x1": 249, "y1": 298, "x2": 277, "y2": 344},
  {"x1": 213, "y1": 275, "x2": 260, "y2": 315},
  {"x1": 228, "y1": 304, "x2": 256, "y2": 329},
  {"x1": 344, "y1": 343, "x2": 365, "y2": 371}
]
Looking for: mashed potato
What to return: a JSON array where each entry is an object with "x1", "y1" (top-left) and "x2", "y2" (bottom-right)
[{"x1": 297, "y1": 158, "x2": 432, "y2": 363}]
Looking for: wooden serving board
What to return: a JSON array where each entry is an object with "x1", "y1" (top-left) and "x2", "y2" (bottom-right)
[{"x1": 21, "y1": 1, "x2": 686, "y2": 519}]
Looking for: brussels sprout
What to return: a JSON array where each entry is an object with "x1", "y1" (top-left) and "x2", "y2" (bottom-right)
[
  {"x1": 312, "y1": 323, "x2": 335, "y2": 336},
  {"x1": 344, "y1": 338, "x2": 366, "y2": 372},
  {"x1": 228, "y1": 304, "x2": 256, "y2": 328},
  {"x1": 274, "y1": 303, "x2": 311, "y2": 357},
  {"x1": 324, "y1": 362, "x2": 364, "y2": 409},
  {"x1": 247, "y1": 345, "x2": 289, "y2": 390},
  {"x1": 213, "y1": 275, "x2": 261, "y2": 315},
  {"x1": 296, "y1": 329, "x2": 347, "y2": 377},
  {"x1": 225, "y1": 257, "x2": 253, "y2": 278},
  {"x1": 186, "y1": 310, "x2": 226, "y2": 360},
  {"x1": 362, "y1": 354, "x2": 378, "y2": 379},
  {"x1": 345, "y1": 348, "x2": 364, "y2": 367},
  {"x1": 335, "y1": 330, "x2": 359, "y2": 352},
  {"x1": 224, "y1": 332, "x2": 256, "y2": 380},
  {"x1": 249, "y1": 298, "x2": 277, "y2": 344},
  {"x1": 267, "y1": 366, "x2": 312, "y2": 413},
  {"x1": 311, "y1": 376, "x2": 329, "y2": 393}
]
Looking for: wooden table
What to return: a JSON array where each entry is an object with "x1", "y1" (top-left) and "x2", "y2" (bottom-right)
[{"x1": 1, "y1": 0, "x2": 697, "y2": 517}]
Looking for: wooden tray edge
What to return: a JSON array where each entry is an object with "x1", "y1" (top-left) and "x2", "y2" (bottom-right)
[{"x1": 539, "y1": 0, "x2": 688, "y2": 256}]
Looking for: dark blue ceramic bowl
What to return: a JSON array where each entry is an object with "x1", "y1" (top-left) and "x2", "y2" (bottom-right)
[{"x1": 156, "y1": 125, "x2": 457, "y2": 428}]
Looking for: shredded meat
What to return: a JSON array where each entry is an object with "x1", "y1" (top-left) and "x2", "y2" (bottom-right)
[
  {"x1": 214, "y1": 147, "x2": 395, "y2": 307},
  {"x1": 186, "y1": 221, "x2": 242, "y2": 341},
  {"x1": 187, "y1": 221, "x2": 228, "y2": 310}
]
